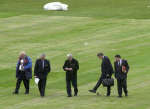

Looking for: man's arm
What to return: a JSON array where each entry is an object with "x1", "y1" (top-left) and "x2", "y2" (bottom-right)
[
  {"x1": 104, "y1": 58, "x2": 113, "y2": 75},
  {"x1": 63, "y1": 60, "x2": 68, "y2": 71},
  {"x1": 124, "y1": 60, "x2": 130, "y2": 73},
  {"x1": 114, "y1": 62, "x2": 117, "y2": 78},
  {"x1": 16, "y1": 61, "x2": 19, "y2": 78},
  {"x1": 47, "y1": 60, "x2": 51, "y2": 73},
  {"x1": 24, "y1": 57, "x2": 32, "y2": 70},
  {"x1": 75, "y1": 60, "x2": 79, "y2": 71},
  {"x1": 34, "y1": 60, "x2": 38, "y2": 77}
]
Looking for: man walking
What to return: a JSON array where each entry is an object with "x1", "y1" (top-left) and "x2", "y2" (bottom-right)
[
  {"x1": 34, "y1": 54, "x2": 51, "y2": 97},
  {"x1": 89, "y1": 53, "x2": 113, "y2": 96},
  {"x1": 63, "y1": 54, "x2": 79, "y2": 97},
  {"x1": 114, "y1": 55, "x2": 130, "y2": 97},
  {"x1": 13, "y1": 51, "x2": 32, "y2": 94}
]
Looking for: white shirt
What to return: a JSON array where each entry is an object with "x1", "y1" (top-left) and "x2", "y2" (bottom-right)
[
  {"x1": 42, "y1": 60, "x2": 45, "y2": 69},
  {"x1": 118, "y1": 59, "x2": 122, "y2": 66}
]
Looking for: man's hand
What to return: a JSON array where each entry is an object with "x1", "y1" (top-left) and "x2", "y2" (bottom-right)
[
  {"x1": 65, "y1": 68, "x2": 69, "y2": 71},
  {"x1": 123, "y1": 70, "x2": 127, "y2": 73},
  {"x1": 106, "y1": 74, "x2": 110, "y2": 78},
  {"x1": 65, "y1": 68, "x2": 73, "y2": 71},
  {"x1": 68, "y1": 68, "x2": 73, "y2": 71},
  {"x1": 122, "y1": 66, "x2": 127, "y2": 73}
]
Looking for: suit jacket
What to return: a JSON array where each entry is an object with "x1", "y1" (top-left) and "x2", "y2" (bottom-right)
[
  {"x1": 16, "y1": 56, "x2": 32, "y2": 79},
  {"x1": 63, "y1": 58, "x2": 79, "y2": 76},
  {"x1": 34, "y1": 59, "x2": 51, "y2": 79},
  {"x1": 114, "y1": 59, "x2": 129, "y2": 79},
  {"x1": 101, "y1": 56, "x2": 114, "y2": 78}
]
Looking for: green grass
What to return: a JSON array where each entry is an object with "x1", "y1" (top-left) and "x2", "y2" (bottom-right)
[
  {"x1": 0, "y1": 0, "x2": 150, "y2": 109},
  {"x1": 0, "y1": 0, "x2": 150, "y2": 19}
]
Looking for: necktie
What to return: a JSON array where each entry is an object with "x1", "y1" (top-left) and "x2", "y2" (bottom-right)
[
  {"x1": 118, "y1": 62, "x2": 120, "y2": 66},
  {"x1": 42, "y1": 60, "x2": 44, "y2": 69}
]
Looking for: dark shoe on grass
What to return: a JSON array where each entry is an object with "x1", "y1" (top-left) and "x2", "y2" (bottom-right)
[
  {"x1": 41, "y1": 95, "x2": 45, "y2": 98},
  {"x1": 125, "y1": 93, "x2": 128, "y2": 97},
  {"x1": 88, "y1": 90, "x2": 96, "y2": 93},
  {"x1": 118, "y1": 95, "x2": 122, "y2": 98},
  {"x1": 106, "y1": 94, "x2": 110, "y2": 97},
  {"x1": 25, "y1": 92, "x2": 29, "y2": 94},
  {"x1": 67, "y1": 95, "x2": 72, "y2": 97},
  {"x1": 13, "y1": 91, "x2": 18, "y2": 94},
  {"x1": 74, "y1": 94, "x2": 77, "y2": 96}
]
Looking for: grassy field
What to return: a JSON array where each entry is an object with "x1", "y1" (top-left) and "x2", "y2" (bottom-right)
[{"x1": 0, "y1": 0, "x2": 150, "y2": 109}]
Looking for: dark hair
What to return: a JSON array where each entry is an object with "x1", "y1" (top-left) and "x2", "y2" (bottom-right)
[
  {"x1": 97, "y1": 52, "x2": 104, "y2": 57},
  {"x1": 115, "y1": 54, "x2": 121, "y2": 58}
]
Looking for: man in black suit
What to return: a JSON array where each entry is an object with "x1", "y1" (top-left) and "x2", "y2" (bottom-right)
[
  {"x1": 34, "y1": 54, "x2": 51, "y2": 97},
  {"x1": 63, "y1": 54, "x2": 79, "y2": 97},
  {"x1": 89, "y1": 53, "x2": 113, "y2": 96},
  {"x1": 114, "y1": 55, "x2": 129, "y2": 97},
  {"x1": 13, "y1": 51, "x2": 32, "y2": 94}
]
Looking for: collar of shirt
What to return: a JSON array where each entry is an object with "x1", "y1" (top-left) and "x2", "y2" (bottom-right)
[
  {"x1": 118, "y1": 59, "x2": 122, "y2": 66},
  {"x1": 41, "y1": 60, "x2": 45, "y2": 68},
  {"x1": 120, "y1": 59, "x2": 122, "y2": 65}
]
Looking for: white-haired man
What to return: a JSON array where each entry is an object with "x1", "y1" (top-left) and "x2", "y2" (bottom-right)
[
  {"x1": 63, "y1": 54, "x2": 79, "y2": 97},
  {"x1": 13, "y1": 51, "x2": 32, "y2": 94},
  {"x1": 34, "y1": 54, "x2": 51, "y2": 97}
]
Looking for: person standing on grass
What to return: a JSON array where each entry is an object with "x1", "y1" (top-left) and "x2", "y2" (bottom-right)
[
  {"x1": 63, "y1": 54, "x2": 79, "y2": 97},
  {"x1": 13, "y1": 51, "x2": 32, "y2": 94},
  {"x1": 89, "y1": 53, "x2": 114, "y2": 96},
  {"x1": 114, "y1": 55, "x2": 130, "y2": 98},
  {"x1": 34, "y1": 54, "x2": 51, "y2": 97}
]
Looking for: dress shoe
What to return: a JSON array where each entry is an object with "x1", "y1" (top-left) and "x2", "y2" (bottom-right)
[
  {"x1": 118, "y1": 95, "x2": 122, "y2": 98},
  {"x1": 125, "y1": 93, "x2": 128, "y2": 97},
  {"x1": 41, "y1": 95, "x2": 45, "y2": 98},
  {"x1": 106, "y1": 94, "x2": 110, "y2": 97},
  {"x1": 13, "y1": 91, "x2": 18, "y2": 94},
  {"x1": 74, "y1": 94, "x2": 77, "y2": 96},
  {"x1": 24, "y1": 92, "x2": 29, "y2": 94},
  {"x1": 67, "y1": 95, "x2": 72, "y2": 97},
  {"x1": 88, "y1": 90, "x2": 96, "y2": 93}
]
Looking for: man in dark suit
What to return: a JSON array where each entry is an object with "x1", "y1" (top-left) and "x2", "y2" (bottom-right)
[
  {"x1": 114, "y1": 55, "x2": 129, "y2": 97},
  {"x1": 13, "y1": 51, "x2": 32, "y2": 94},
  {"x1": 63, "y1": 54, "x2": 79, "y2": 97},
  {"x1": 89, "y1": 53, "x2": 113, "y2": 96},
  {"x1": 34, "y1": 54, "x2": 51, "y2": 97}
]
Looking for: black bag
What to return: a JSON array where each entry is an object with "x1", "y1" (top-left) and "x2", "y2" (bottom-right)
[{"x1": 102, "y1": 78, "x2": 114, "y2": 87}]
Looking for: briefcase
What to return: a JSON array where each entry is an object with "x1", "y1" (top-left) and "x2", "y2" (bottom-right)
[{"x1": 102, "y1": 78, "x2": 114, "y2": 87}]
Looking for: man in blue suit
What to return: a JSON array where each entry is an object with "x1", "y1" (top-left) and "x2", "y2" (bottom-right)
[{"x1": 13, "y1": 51, "x2": 32, "y2": 94}]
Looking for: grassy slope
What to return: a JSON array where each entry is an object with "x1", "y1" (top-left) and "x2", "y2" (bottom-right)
[
  {"x1": 0, "y1": 0, "x2": 150, "y2": 109},
  {"x1": 0, "y1": 0, "x2": 150, "y2": 19}
]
